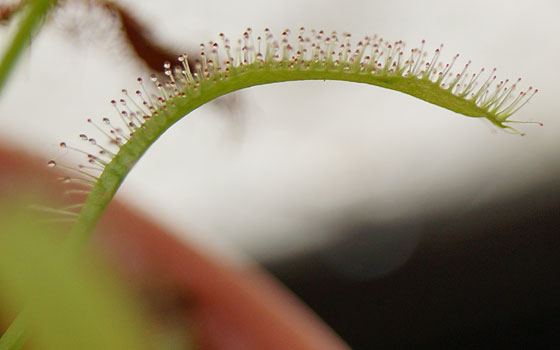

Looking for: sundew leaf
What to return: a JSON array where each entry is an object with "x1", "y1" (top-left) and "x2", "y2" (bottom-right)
[{"x1": 58, "y1": 28, "x2": 538, "y2": 245}]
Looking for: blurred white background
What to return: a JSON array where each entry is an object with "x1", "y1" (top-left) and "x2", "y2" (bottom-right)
[{"x1": 0, "y1": 0, "x2": 558, "y2": 260}]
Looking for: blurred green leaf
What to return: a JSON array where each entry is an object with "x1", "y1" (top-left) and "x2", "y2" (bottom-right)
[
  {"x1": 0, "y1": 311, "x2": 27, "y2": 350},
  {"x1": 0, "y1": 0, "x2": 56, "y2": 96},
  {"x1": 0, "y1": 202, "x2": 154, "y2": 350}
]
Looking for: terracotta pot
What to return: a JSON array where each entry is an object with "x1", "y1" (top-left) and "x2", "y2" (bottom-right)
[{"x1": 0, "y1": 144, "x2": 347, "y2": 350}]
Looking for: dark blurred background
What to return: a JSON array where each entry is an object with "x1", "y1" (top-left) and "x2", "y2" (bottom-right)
[{"x1": 264, "y1": 179, "x2": 560, "y2": 349}]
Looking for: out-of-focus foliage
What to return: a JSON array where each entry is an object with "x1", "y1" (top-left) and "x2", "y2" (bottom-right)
[{"x1": 0, "y1": 196, "x2": 154, "y2": 350}]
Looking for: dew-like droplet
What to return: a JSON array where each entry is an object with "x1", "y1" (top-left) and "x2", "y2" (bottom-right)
[
  {"x1": 59, "y1": 142, "x2": 67, "y2": 148},
  {"x1": 79, "y1": 134, "x2": 88, "y2": 140},
  {"x1": 47, "y1": 160, "x2": 56, "y2": 167}
]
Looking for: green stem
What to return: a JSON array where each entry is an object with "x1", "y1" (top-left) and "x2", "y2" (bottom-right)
[{"x1": 0, "y1": 0, "x2": 55, "y2": 96}]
